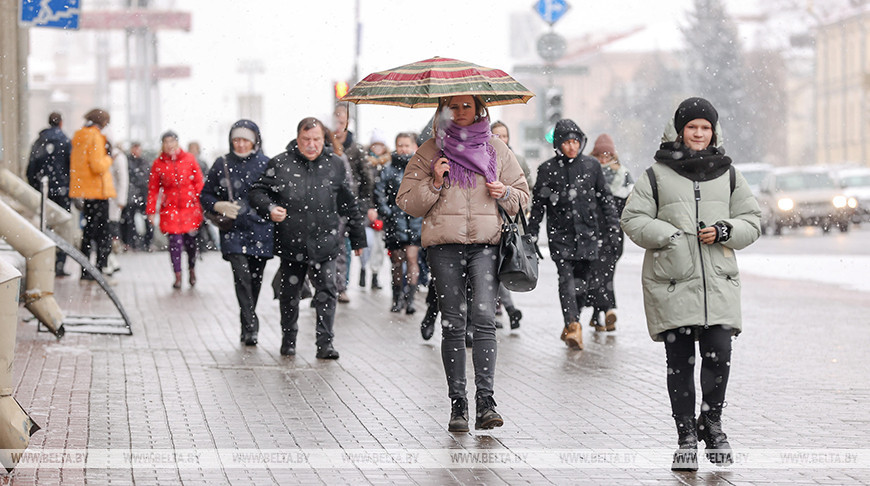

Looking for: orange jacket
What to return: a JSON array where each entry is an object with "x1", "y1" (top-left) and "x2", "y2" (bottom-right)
[{"x1": 69, "y1": 125, "x2": 116, "y2": 199}]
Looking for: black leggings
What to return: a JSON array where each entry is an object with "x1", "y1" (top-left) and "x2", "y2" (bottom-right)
[{"x1": 663, "y1": 325, "x2": 733, "y2": 417}]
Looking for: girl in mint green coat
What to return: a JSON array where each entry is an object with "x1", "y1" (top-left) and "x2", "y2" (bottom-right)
[{"x1": 621, "y1": 98, "x2": 761, "y2": 470}]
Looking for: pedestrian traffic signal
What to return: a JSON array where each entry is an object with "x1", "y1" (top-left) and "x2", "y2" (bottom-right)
[
  {"x1": 544, "y1": 86, "x2": 563, "y2": 124},
  {"x1": 334, "y1": 81, "x2": 349, "y2": 100}
]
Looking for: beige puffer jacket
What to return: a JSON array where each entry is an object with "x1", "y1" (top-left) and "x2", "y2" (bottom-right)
[{"x1": 397, "y1": 137, "x2": 529, "y2": 248}]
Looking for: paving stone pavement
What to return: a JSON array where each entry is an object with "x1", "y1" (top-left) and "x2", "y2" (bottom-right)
[{"x1": 3, "y1": 243, "x2": 870, "y2": 485}]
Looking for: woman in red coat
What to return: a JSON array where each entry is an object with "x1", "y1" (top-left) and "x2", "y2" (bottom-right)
[{"x1": 147, "y1": 131, "x2": 204, "y2": 289}]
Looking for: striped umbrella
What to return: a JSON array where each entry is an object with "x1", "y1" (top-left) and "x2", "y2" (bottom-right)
[{"x1": 341, "y1": 57, "x2": 534, "y2": 108}]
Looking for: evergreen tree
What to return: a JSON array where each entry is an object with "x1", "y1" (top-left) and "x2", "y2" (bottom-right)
[
  {"x1": 682, "y1": 0, "x2": 758, "y2": 161},
  {"x1": 601, "y1": 54, "x2": 686, "y2": 175}
]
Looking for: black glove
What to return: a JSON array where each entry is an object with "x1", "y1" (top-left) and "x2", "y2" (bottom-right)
[
  {"x1": 712, "y1": 221, "x2": 732, "y2": 243},
  {"x1": 105, "y1": 142, "x2": 112, "y2": 157}
]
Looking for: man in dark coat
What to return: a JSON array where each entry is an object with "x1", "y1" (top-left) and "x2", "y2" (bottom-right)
[
  {"x1": 249, "y1": 117, "x2": 366, "y2": 360},
  {"x1": 120, "y1": 142, "x2": 154, "y2": 250},
  {"x1": 528, "y1": 119, "x2": 620, "y2": 350},
  {"x1": 27, "y1": 112, "x2": 72, "y2": 275}
]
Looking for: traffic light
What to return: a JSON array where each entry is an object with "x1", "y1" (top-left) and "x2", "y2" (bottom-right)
[
  {"x1": 544, "y1": 86, "x2": 563, "y2": 124},
  {"x1": 334, "y1": 81, "x2": 349, "y2": 101}
]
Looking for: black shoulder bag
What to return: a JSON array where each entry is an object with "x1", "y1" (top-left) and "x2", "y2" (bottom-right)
[
  {"x1": 204, "y1": 160, "x2": 236, "y2": 232},
  {"x1": 497, "y1": 203, "x2": 543, "y2": 292}
]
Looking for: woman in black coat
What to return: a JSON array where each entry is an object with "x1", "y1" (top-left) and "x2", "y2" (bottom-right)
[
  {"x1": 200, "y1": 119, "x2": 273, "y2": 345},
  {"x1": 374, "y1": 132, "x2": 423, "y2": 314}
]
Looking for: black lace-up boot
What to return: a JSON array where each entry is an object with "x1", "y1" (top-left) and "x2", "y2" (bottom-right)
[
  {"x1": 671, "y1": 415, "x2": 698, "y2": 471},
  {"x1": 698, "y1": 410, "x2": 733, "y2": 466},
  {"x1": 475, "y1": 395, "x2": 504, "y2": 430},
  {"x1": 448, "y1": 398, "x2": 469, "y2": 432}
]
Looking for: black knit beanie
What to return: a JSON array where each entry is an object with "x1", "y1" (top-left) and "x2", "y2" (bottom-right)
[{"x1": 674, "y1": 97, "x2": 718, "y2": 135}]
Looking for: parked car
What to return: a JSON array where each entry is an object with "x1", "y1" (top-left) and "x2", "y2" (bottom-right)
[
  {"x1": 734, "y1": 162, "x2": 773, "y2": 196},
  {"x1": 758, "y1": 167, "x2": 856, "y2": 235},
  {"x1": 834, "y1": 167, "x2": 870, "y2": 223}
]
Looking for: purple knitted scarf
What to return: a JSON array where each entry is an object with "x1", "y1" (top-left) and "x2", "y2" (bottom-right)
[{"x1": 435, "y1": 116, "x2": 497, "y2": 188}]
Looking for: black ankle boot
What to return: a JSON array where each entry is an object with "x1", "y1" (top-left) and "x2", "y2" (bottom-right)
[
  {"x1": 280, "y1": 332, "x2": 296, "y2": 356},
  {"x1": 244, "y1": 330, "x2": 258, "y2": 346},
  {"x1": 474, "y1": 395, "x2": 504, "y2": 430},
  {"x1": 420, "y1": 305, "x2": 438, "y2": 340},
  {"x1": 371, "y1": 273, "x2": 382, "y2": 289},
  {"x1": 390, "y1": 285, "x2": 403, "y2": 313},
  {"x1": 448, "y1": 397, "x2": 469, "y2": 432},
  {"x1": 506, "y1": 307, "x2": 522, "y2": 329},
  {"x1": 358, "y1": 268, "x2": 366, "y2": 288},
  {"x1": 698, "y1": 410, "x2": 733, "y2": 466},
  {"x1": 405, "y1": 284, "x2": 417, "y2": 315},
  {"x1": 671, "y1": 415, "x2": 698, "y2": 471}
]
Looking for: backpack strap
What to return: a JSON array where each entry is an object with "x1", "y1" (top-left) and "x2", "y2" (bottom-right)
[
  {"x1": 647, "y1": 165, "x2": 734, "y2": 217},
  {"x1": 729, "y1": 165, "x2": 736, "y2": 195},
  {"x1": 646, "y1": 167, "x2": 658, "y2": 216}
]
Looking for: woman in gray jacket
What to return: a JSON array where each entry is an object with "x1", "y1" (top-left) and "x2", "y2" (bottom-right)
[
  {"x1": 621, "y1": 98, "x2": 761, "y2": 470},
  {"x1": 397, "y1": 95, "x2": 529, "y2": 433}
]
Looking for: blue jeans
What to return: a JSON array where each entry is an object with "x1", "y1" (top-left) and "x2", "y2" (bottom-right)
[{"x1": 428, "y1": 244, "x2": 499, "y2": 400}]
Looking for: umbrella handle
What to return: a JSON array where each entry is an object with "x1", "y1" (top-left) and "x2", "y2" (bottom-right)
[
  {"x1": 435, "y1": 150, "x2": 451, "y2": 189},
  {"x1": 439, "y1": 150, "x2": 451, "y2": 189}
]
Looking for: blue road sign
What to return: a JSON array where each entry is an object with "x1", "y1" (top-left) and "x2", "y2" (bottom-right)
[
  {"x1": 20, "y1": 0, "x2": 80, "y2": 29},
  {"x1": 534, "y1": 0, "x2": 570, "y2": 26}
]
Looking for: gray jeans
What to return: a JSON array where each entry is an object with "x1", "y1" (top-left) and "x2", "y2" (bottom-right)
[{"x1": 428, "y1": 244, "x2": 499, "y2": 400}]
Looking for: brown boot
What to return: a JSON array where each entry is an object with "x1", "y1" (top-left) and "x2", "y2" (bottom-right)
[
  {"x1": 590, "y1": 313, "x2": 606, "y2": 332},
  {"x1": 564, "y1": 322, "x2": 583, "y2": 349},
  {"x1": 604, "y1": 310, "x2": 617, "y2": 332},
  {"x1": 560, "y1": 326, "x2": 569, "y2": 342},
  {"x1": 189, "y1": 268, "x2": 197, "y2": 287},
  {"x1": 173, "y1": 272, "x2": 182, "y2": 289}
]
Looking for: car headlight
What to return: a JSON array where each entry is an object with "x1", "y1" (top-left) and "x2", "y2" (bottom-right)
[
  {"x1": 848, "y1": 197, "x2": 858, "y2": 209},
  {"x1": 833, "y1": 195, "x2": 847, "y2": 208},
  {"x1": 777, "y1": 198, "x2": 794, "y2": 211}
]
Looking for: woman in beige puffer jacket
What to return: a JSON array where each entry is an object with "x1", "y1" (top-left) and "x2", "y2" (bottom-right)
[{"x1": 397, "y1": 94, "x2": 529, "y2": 434}]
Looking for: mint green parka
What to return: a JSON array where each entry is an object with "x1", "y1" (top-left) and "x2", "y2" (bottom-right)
[{"x1": 620, "y1": 161, "x2": 761, "y2": 341}]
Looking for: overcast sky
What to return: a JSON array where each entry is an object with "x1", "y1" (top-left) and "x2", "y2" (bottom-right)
[{"x1": 31, "y1": 0, "x2": 761, "y2": 159}]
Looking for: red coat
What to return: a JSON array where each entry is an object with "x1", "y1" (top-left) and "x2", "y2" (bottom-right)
[{"x1": 146, "y1": 149, "x2": 204, "y2": 234}]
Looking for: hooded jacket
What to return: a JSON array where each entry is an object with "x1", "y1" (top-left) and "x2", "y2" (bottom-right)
[
  {"x1": 396, "y1": 136, "x2": 529, "y2": 248},
  {"x1": 248, "y1": 139, "x2": 366, "y2": 263},
  {"x1": 27, "y1": 125, "x2": 71, "y2": 198},
  {"x1": 146, "y1": 147, "x2": 204, "y2": 234},
  {"x1": 200, "y1": 119, "x2": 274, "y2": 259},
  {"x1": 620, "y1": 138, "x2": 761, "y2": 341},
  {"x1": 529, "y1": 120, "x2": 620, "y2": 261},
  {"x1": 70, "y1": 124, "x2": 116, "y2": 200},
  {"x1": 374, "y1": 152, "x2": 423, "y2": 249}
]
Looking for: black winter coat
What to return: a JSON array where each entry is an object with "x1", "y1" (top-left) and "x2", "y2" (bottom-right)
[
  {"x1": 249, "y1": 140, "x2": 366, "y2": 263},
  {"x1": 529, "y1": 153, "x2": 620, "y2": 262},
  {"x1": 127, "y1": 155, "x2": 151, "y2": 207},
  {"x1": 27, "y1": 126, "x2": 71, "y2": 198},
  {"x1": 374, "y1": 153, "x2": 422, "y2": 250},
  {"x1": 201, "y1": 153, "x2": 274, "y2": 260}
]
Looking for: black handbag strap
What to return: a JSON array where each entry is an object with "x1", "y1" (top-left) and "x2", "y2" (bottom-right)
[
  {"x1": 222, "y1": 158, "x2": 234, "y2": 202},
  {"x1": 497, "y1": 202, "x2": 543, "y2": 259}
]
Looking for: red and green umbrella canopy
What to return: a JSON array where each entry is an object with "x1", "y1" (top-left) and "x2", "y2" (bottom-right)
[{"x1": 342, "y1": 57, "x2": 535, "y2": 108}]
